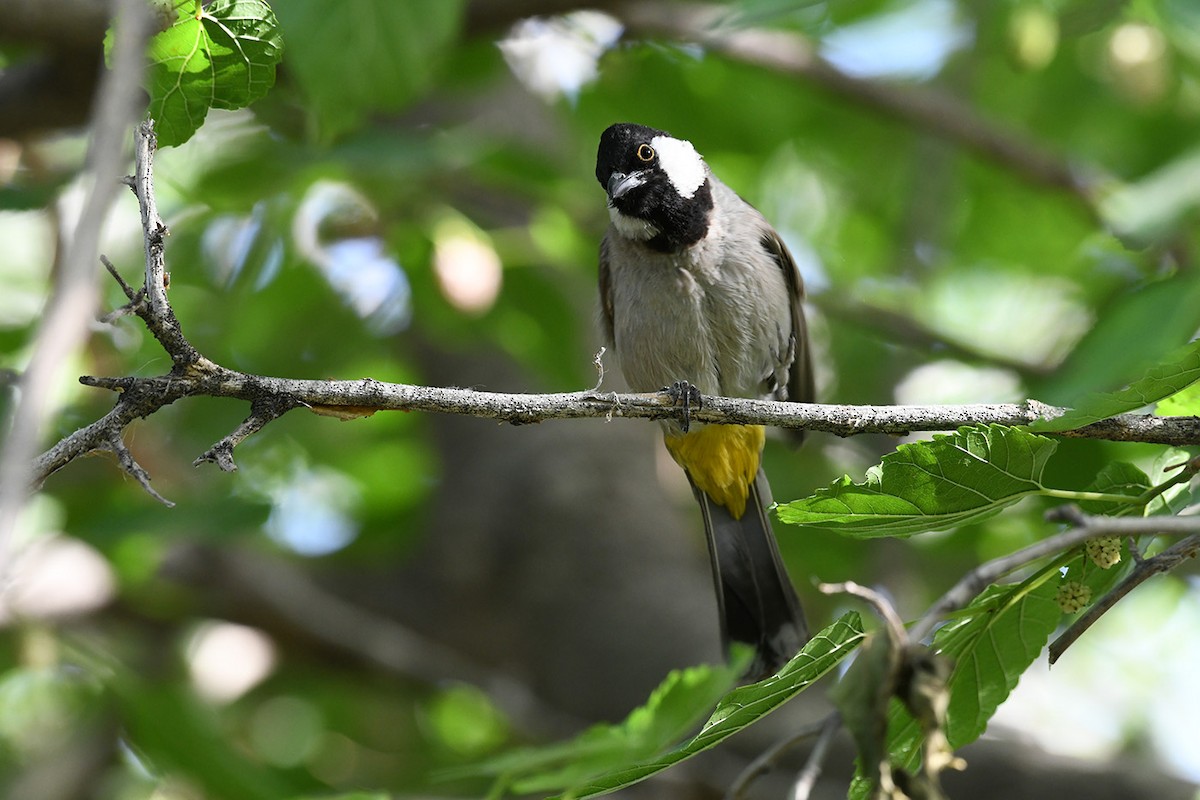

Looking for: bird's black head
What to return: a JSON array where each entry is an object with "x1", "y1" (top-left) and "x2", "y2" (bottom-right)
[{"x1": 595, "y1": 122, "x2": 714, "y2": 252}]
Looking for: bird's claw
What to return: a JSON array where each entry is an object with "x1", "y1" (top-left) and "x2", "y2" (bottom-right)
[{"x1": 663, "y1": 380, "x2": 703, "y2": 433}]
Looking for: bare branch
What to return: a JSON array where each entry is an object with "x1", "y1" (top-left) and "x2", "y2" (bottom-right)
[
  {"x1": 819, "y1": 581, "x2": 906, "y2": 646},
  {"x1": 194, "y1": 395, "x2": 303, "y2": 472},
  {"x1": 129, "y1": 120, "x2": 204, "y2": 369},
  {"x1": 790, "y1": 713, "x2": 842, "y2": 800},
  {"x1": 725, "y1": 714, "x2": 835, "y2": 800},
  {"x1": 99, "y1": 431, "x2": 174, "y2": 507}
]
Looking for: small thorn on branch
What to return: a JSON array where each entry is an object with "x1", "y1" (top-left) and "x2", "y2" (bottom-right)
[
  {"x1": 99, "y1": 254, "x2": 148, "y2": 324},
  {"x1": 195, "y1": 395, "x2": 300, "y2": 472},
  {"x1": 80, "y1": 375, "x2": 136, "y2": 393},
  {"x1": 102, "y1": 432, "x2": 174, "y2": 507},
  {"x1": 101, "y1": 254, "x2": 138, "y2": 301}
]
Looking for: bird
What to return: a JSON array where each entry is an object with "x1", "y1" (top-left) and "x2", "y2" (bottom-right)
[{"x1": 595, "y1": 122, "x2": 813, "y2": 679}]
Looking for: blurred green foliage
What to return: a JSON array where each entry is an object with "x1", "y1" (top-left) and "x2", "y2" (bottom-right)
[{"x1": 2, "y1": 0, "x2": 1200, "y2": 797}]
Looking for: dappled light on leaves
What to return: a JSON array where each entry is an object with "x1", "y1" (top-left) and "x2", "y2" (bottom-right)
[
  {"x1": 248, "y1": 695, "x2": 326, "y2": 768},
  {"x1": 893, "y1": 360, "x2": 1023, "y2": 406},
  {"x1": 818, "y1": 0, "x2": 972, "y2": 80},
  {"x1": 1106, "y1": 23, "x2": 1171, "y2": 104},
  {"x1": 499, "y1": 11, "x2": 623, "y2": 103},
  {"x1": 253, "y1": 460, "x2": 361, "y2": 557},
  {"x1": 187, "y1": 621, "x2": 277, "y2": 703},
  {"x1": 293, "y1": 181, "x2": 411, "y2": 335},
  {"x1": 5, "y1": 0, "x2": 1200, "y2": 797},
  {"x1": 433, "y1": 216, "x2": 503, "y2": 315},
  {"x1": 0, "y1": 535, "x2": 115, "y2": 623}
]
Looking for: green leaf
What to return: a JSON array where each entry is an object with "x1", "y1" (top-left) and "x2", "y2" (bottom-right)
[
  {"x1": 1156, "y1": 380, "x2": 1200, "y2": 417},
  {"x1": 1031, "y1": 339, "x2": 1200, "y2": 432},
  {"x1": 457, "y1": 614, "x2": 863, "y2": 799},
  {"x1": 1077, "y1": 461, "x2": 1151, "y2": 515},
  {"x1": 1034, "y1": 270, "x2": 1200, "y2": 407},
  {"x1": 850, "y1": 578, "x2": 1060, "y2": 799},
  {"x1": 775, "y1": 426, "x2": 1057, "y2": 537},
  {"x1": 935, "y1": 579, "x2": 1060, "y2": 746},
  {"x1": 141, "y1": 0, "x2": 283, "y2": 146},
  {"x1": 546, "y1": 613, "x2": 864, "y2": 800},
  {"x1": 274, "y1": 0, "x2": 463, "y2": 140},
  {"x1": 454, "y1": 661, "x2": 742, "y2": 792}
]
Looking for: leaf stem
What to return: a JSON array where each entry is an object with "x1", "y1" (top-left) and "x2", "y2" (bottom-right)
[{"x1": 1040, "y1": 488, "x2": 1144, "y2": 505}]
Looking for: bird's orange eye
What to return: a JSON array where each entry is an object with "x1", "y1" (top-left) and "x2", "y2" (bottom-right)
[{"x1": 636, "y1": 144, "x2": 655, "y2": 162}]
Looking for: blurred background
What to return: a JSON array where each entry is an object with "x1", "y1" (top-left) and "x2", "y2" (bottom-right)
[{"x1": 1, "y1": 0, "x2": 1200, "y2": 798}]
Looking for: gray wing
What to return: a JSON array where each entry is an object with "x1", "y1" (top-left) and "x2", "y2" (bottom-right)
[
  {"x1": 760, "y1": 229, "x2": 814, "y2": 442},
  {"x1": 598, "y1": 235, "x2": 615, "y2": 348}
]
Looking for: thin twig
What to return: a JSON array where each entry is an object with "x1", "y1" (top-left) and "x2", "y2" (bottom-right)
[
  {"x1": 100, "y1": 431, "x2": 174, "y2": 508},
  {"x1": 910, "y1": 506, "x2": 1200, "y2": 642},
  {"x1": 819, "y1": 581, "x2": 907, "y2": 646},
  {"x1": 193, "y1": 395, "x2": 303, "y2": 472},
  {"x1": 790, "y1": 712, "x2": 841, "y2": 800},
  {"x1": 725, "y1": 715, "x2": 833, "y2": 800}
]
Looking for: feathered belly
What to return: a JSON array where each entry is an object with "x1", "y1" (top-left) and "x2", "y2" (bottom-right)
[{"x1": 610, "y1": 271, "x2": 720, "y2": 394}]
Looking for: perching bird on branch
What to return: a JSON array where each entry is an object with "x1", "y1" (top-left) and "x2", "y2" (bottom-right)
[{"x1": 595, "y1": 122, "x2": 812, "y2": 678}]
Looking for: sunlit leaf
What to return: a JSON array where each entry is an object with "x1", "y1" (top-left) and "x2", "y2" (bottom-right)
[
  {"x1": 453, "y1": 661, "x2": 742, "y2": 792},
  {"x1": 1101, "y1": 147, "x2": 1200, "y2": 246},
  {"x1": 1156, "y1": 380, "x2": 1200, "y2": 417},
  {"x1": 1077, "y1": 461, "x2": 1151, "y2": 514},
  {"x1": 1032, "y1": 339, "x2": 1200, "y2": 432},
  {"x1": 935, "y1": 579, "x2": 1060, "y2": 745},
  {"x1": 776, "y1": 426, "x2": 1056, "y2": 537},
  {"x1": 1035, "y1": 271, "x2": 1200, "y2": 407},
  {"x1": 135, "y1": 0, "x2": 283, "y2": 146}
]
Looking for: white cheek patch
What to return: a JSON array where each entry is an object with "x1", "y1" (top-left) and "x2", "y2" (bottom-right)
[
  {"x1": 610, "y1": 206, "x2": 660, "y2": 240},
  {"x1": 651, "y1": 135, "x2": 706, "y2": 199}
]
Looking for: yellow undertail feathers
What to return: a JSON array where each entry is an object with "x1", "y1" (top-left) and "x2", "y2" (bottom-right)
[{"x1": 663, "y1": 424, "x2": 766, "y2": 519}]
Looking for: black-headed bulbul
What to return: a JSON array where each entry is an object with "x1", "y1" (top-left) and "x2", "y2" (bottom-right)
[{"x1": 595, "y1": 122, "x2": 812, "y2": 678}]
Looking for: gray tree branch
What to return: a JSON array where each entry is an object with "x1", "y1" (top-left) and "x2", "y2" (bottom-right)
[{"x1": 27, "y1": 123, "x2": 1200, "y2": 508}]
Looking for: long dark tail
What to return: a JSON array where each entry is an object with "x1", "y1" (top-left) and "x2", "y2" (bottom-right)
[{"x1": 693, "y1": 468, "x2": 808, "y2": 679}]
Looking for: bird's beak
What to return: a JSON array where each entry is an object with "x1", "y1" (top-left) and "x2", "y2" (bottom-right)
[{"x1": 607, "y1": 171, "x2": 646, "y2": 202}]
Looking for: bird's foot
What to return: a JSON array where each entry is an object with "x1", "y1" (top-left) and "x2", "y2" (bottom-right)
[{"x1": 662, "y1": 380, "x2": 703, "y2": 433}]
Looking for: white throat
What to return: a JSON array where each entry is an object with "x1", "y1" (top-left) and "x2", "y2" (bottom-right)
[
  {"x1": 651, "y1": 135, "x2": 706, "y2": 199},
  {"x1": 609, "y1": 206, "x2": 660, "y2": 241}
]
